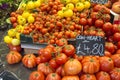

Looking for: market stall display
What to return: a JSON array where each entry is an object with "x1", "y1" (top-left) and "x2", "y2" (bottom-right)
[{"x1": 2, "y1": 0, "x2": 120, "y2": 80}]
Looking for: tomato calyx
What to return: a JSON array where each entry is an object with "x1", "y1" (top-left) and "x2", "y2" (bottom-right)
[
  {"x1": 103, "y1": 72, "x2": 108, "y2": 76},
  {"x1": 52, "y1": 73, "x2": 56, "y2": 77},
  {"x1": 108, "y1": 58, "x2": 112, "y2": 61},
  {"x1": 45, "y1": 62, "x2": 49, "y2": 66},
  {"x1": 90, "y1": 59, "x2": 94, "y2": 62},
  {"x1": 35, "y1": 73, "x2": 39, "y2": 77},
  {"x1": 86, "y1": 74, "x2": 90, "y2": 78},
  {"x1": 116, "y1": 68, "x2": 120, "y2": 72}
]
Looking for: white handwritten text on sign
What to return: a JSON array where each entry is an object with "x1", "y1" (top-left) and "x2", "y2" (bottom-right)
[{"x1": 76, "y1": 35, "x2": 105, "y2": 56}]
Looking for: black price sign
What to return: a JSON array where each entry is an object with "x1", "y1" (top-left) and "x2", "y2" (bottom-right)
[
  {"x1": 76, "y1": 35, "x2": 105, "y2": 56},
  {"x1": 90, "y1": 0, "x2": 108, "y2": 4}
]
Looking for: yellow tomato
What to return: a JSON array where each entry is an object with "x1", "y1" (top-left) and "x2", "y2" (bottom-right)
[
  {"x1": 34, "y1": 1, "x2": 41, "y2": 8},
  {"x1": 84, "y1": 1, "x2": 91, "y2": 9},
  {"x1": 75, "y1": 2, "x2": 85, "y2": 11},
  {"x1": 57, "y1": 10, "x2": 64, "y2": 18},
  {"x1": 66, "y1": 3, "x2": 74, "y2": 10},
  {"x1": 63, "y1": 9, "x2": 73, "y2": 17},
  {"x1": 22, "y1": 11, "x2": 30, "y2": 19},
  {"x1": 11, "y1": 38, "x2": 20, "y2": 46},
  {"x1": 8, "y1": 29, "x2": 16, "y2": 37},
  {"x1": 80, "y1": 0, "x2": 85, "y2": 2},
  {"x1": 17, "y1": 15, "x2": 26, "y2": 25},
  {"x1": 27, "y1": 15, "x2": 35, "y2": 23},
  {"x1": 26, "y1": 1, "x2": 35, "y2": 10},
  {"x1": 4, "y1": 36, "x2": 13, "y2": 44},
  {"x1": 71, "y1": 0, "x2": 79, "y2": 4},
  {"x1": 19, "y1": 3, "x2": 26, "y2": 10},
  {"x1": 61, "y1": 0, "x2": 71, "y2": 4},
  {"x1": 16, "y1": 33, "x2": 20, "y2": 40}
]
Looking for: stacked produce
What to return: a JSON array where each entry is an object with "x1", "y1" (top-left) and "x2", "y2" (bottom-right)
[{"x1": 3, "y1": 0, "x2": 120, "y2": 80}]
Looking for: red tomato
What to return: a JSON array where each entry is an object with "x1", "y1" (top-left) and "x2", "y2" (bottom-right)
[
  {"x1": 73, "y1": 54, "x2": 83, "y2": 62},
  {"x1": 10, "y1": 17, "x2": 17, "y2": 23},
  {"x1": 87, "y1": 18, "x2": 94, "y2": 26},
  {"x1": 117, "y1": 42, "x2": 120, "y2": 49},
  {"x1": 111, "y1": 54, "x2": 120, "y2": 68},
  {"x1": 56, "y1": 38, "x2": 68, "y2": 46},
  {"x1": 42, "y1": 47, "x2": 52, "y2": 60},
  {"x1": 102, "y1": 22, "x2": 113, "y2": 32},
  {"x1": 55, "y1": 66, "x2": 65, "y2": 76},
  {"x1": 93, "y1": 4, "x2": 102, "y2": 12},
  {"x1": 55, "y1": 53, "x2": 68, "y2": 65},
  {"x1": 46, "y1": 73, "x2": 61, "y2": 80},
  {"x1": 8, "y1": 44, "x2": 21, "y2": 52},
  {"x1": 29, "y1": 71, "x2": 45, "y2": 80},
  {"x1": 79, "y1": 18, "x2": 87, "y2": 26},
  {"x1": 113, "y1": 33, "x2": 120, "y2": 42},
  {"x1": 62, "y1": 44, "x2": 75, "y2": 57},
  {"x1": 99, "y1": 56, "x2": 114, "y2": 72},
  {"x1": 95, "y1": 19, "x2": 104, "y2": 28},
  {"x1": 96, "y1": 71, "x2": 111, "y2": 80},
  {"x1": 105, "y1": 42, "x2": 116, "y2": 54},
  {"x1": 110, "y1": 68, "x2": 120, "y2": 80},
  {"x1": 36, "y1": 55, "x2": 49, "y2": 65},
  {"x1": 22, "y1": 54, "x2": 37, "y2": 68},
  {"x1": 116, "y1": 49, "x2": 120, "y2": 54},
  {"x1": 38, "y1": 48, "x2": 44, "y2": 56},
  {"x1": 80, "y1": 13, "x2": 87, "y2": 18},
  {"x1": 104, "y1": 50, "x2": 112, "y2": 57},
  {"x1": 49, "y1": 58, "x2": 59, "y2": 69},
  {"x1": 37, "y1": 62, "x2": 54, "y2": 76},
  {"x1": 112, "y1": 24, "x2": 120, "y2": 33}
]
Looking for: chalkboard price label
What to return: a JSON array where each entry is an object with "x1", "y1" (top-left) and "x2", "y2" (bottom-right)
[
  {"x1": 76, "y1": 35, "x2": 105, "y2": 56},
  {"x1": 90, "y1": 0, "x2": 108, "y2": 4}
]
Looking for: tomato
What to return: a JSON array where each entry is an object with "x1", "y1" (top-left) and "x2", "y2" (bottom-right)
[
  {"x1": 62, "y1": 44, "x2": 75, "y2": 57},
  {"x1": 55, "y1": 66, "x2": 65, "y2": 76},
  {"x1": 81, "y1": 56, "x2": 100, "y2": 74},
  {"x1": 90, "y1": 12, "x2": 99, "y2": 21},
  {"x1": 38, "y1": 48, "x2": 44, "y2": 56},
  {"x1": 6, "y1": 51, "x2": 22, "y2": 64},
  {"x1": 99, "y1": 56, "x2": 114, "y2": 72},
  {"x1": 8, "y1": 44, "x2": 21, "y2": 52},
  {"x1": 29, "y1": 71, "x2": 45, "y2": 80},
  {"x1": 54, "y1": 46, "x2": 62, "y2": 54},
  {"x1": 102, "y1": 22, "x2": 113, "y2": 32},
  {"x1": 80, "y1": 74, "x2": 96, "y2": 80},
  {"x1": 49, "y1": 58, "x2": 59, "y2": 69},
  {"x1": 10, "y1": 12, "x2": 16, "y2": 17},
  {"x1": 104, "y1": 50, "x2": 112, "y2": 57},
  {"x1": 110, "y1": 68, "x2": 120, "y2": 80},
  {"x1": 22, "y1": 54, "x2": 37, "y2": 68},
  {"x1": 55, "y1": 53, "x2": 68, "y2": 65},
  {"x1": 117, "y1": 42, "x2": 120, "y2": 49},
  {"x1": 64, "y1": 59, "x2": 82, "y2": 76},
  {"x1": 96, "y1": 71, "x2": 111, "y2": 80},
  {"x1": 105, "y1": 42, "x2": 116, "y2": 54},
  {"x1": 66, "y1": 3, "x2": 74, "y2": 10},
  {"x1": 80, "y1": 13, "x2": 87, "y2": 18},
  {"x1": 75, "y1": 2, "x2": 84, "y2": 12},
  {"x1": 56, "y1": 38, "x2": 68, "y2": 46},
  {"x1": 63, "y1": 9, "x2": 73, "y2": 18},
  {"x1": 95, "y1": 19, "x2": 104, "y2": 28},
  {"x1": 42, "y1": 47, "x2": 52, "y2": 60},
  {"x1": 84, "y1": 1, "x2": 91, "y2": 9},
  {"x1": 36, "y1": 55, "x2": 49, "y2": 65},
  {"x1": 62, "y1": 76, "x2": 79, "y2": 80},
  {"x1": 79, "y1": 18, "x2": 87, "y2": 26},
  {"x1": 73, "y1": 54, "x2": 83, "y2": 62},
  {"x1": 113, "y1": 33, "x2": 120, "y2": 42},
  {"x1": 10, "y1": 17, "x2": 17, "y2": 23},
  {"x1": 87, "y1": 18, "x2": 94, "y2": 26},
  {"x1": 111, "y1": 54, "x2": 120, "y2": 68},
  {"x1": 37, "y1": 62, "x2": 54, "y2": 76},
  {"x1": 112, "y1": 24, "x2": 120, "y2": 33},
  {"x1": 116, "y1": 49, "x2": 120, "y2": 54},
  {"x1": 102, "y1": 14, "x2": 111, "y2": 22},
  {"x1": 46, "y1": 73, "x2": 61, "y2": 80},
  {"x1": 93, "y1": 4, "x2": 102, "y2": 12}
]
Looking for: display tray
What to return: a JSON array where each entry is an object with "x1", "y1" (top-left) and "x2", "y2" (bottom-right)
[
  {"x1": 0, "y1": 70, "x2": 20, "y2": 80},
  {"x1": 20, "y1": 34, "x2": 76, "y2": 54}
]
